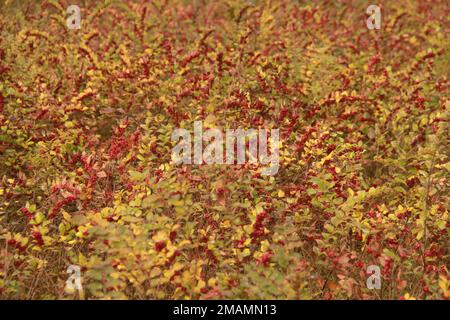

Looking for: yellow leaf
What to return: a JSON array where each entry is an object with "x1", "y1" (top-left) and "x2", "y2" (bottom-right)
[
  {"x1": 150, "y1": 268, "x2": 161, "y2": 278},
  {"x1": 194, "y1": 279, "x2": 206, "y2": 293},
  {"x1": 207, "y1": 278, "x2": 217, "y2": 287}
]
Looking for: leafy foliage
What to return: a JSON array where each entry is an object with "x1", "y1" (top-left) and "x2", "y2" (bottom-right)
[{"x1": 0, "y1": 0, "x2": 448, "y2": 299}]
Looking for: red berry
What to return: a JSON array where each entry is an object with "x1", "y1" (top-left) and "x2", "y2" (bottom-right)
[{"x1": 155, "y1": 241, "x2": 166, "y2": 252}]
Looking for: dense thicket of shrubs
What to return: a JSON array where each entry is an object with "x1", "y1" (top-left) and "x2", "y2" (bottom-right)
[{"x1": 0, "y1": 0, "x2": 448, "y2": 299}]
